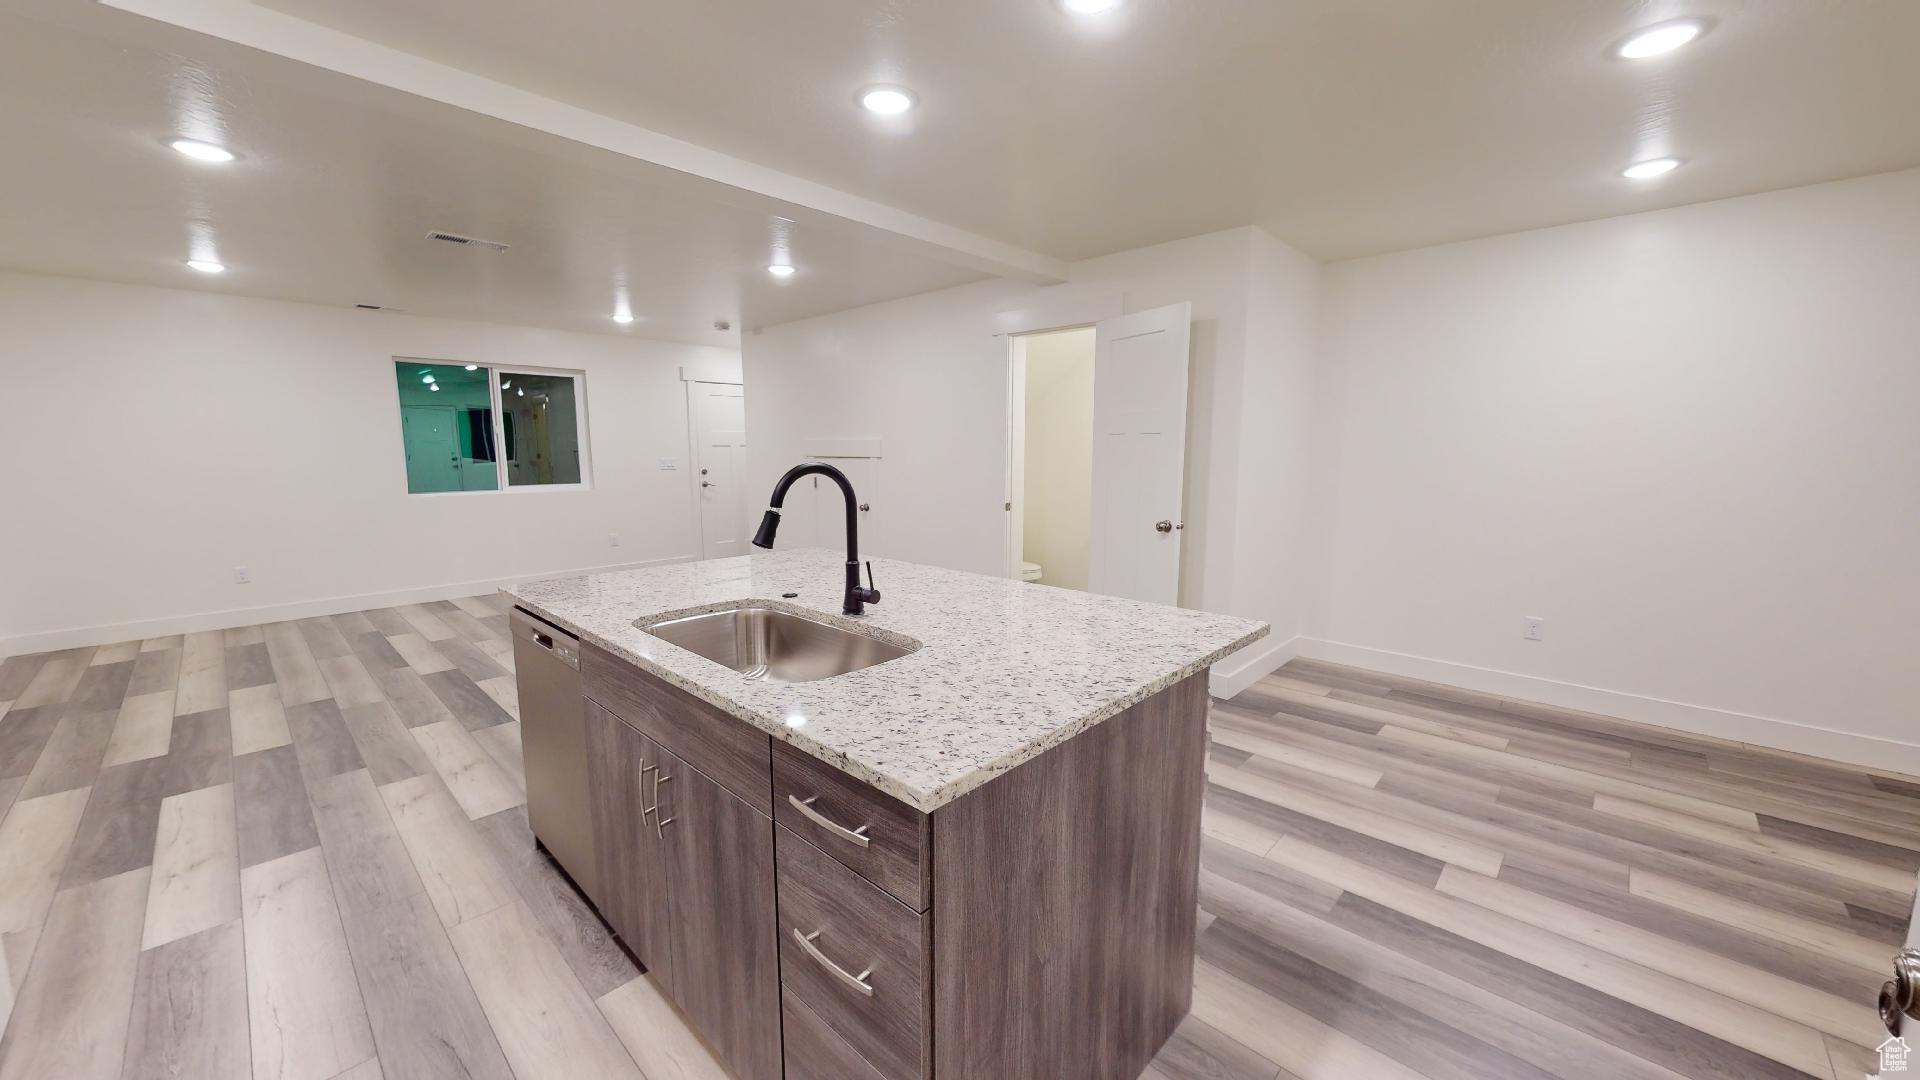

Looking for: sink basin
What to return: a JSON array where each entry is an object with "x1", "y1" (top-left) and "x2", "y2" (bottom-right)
[{"x1": 638, "y1": 606, "x2": 916, "y2": 683}]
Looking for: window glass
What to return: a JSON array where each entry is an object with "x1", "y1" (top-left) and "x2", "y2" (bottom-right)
[
  {"x1": 498, "y1": 371, "x2": 583, "y2": 486},
  {"x1": 395, "y1": 362, "x2": 497, "y2": 493}
]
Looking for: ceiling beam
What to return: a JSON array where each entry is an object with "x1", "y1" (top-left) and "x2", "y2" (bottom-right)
[{"x1": 100, "y1": 0, "x2": 1071, "y2": 283}]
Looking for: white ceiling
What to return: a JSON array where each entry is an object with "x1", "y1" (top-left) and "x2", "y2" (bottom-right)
[
  {"x1": 0, "y1": 5, "x2": 994, "y2": 345},
  {"x1": 7, "y1": 0, "x2": 1918, "y2": 340},
  {"x1": 218, "y1": 0, "x2": 1920, "y2": 263}
]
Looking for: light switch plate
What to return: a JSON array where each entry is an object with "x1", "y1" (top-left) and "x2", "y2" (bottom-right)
[{"x1": 658, "y1": 457, "x2": 677, "y2": 470}]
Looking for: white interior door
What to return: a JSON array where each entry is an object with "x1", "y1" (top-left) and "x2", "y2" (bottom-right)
[
  {"x1": 1087, "y1": 302, "x2": 1191, "y2": 605},
  {"x1": 691, "y1": 382, "x2": 748, "y2": 559}
]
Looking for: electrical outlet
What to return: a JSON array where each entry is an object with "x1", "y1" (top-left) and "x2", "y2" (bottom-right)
[
  {"x1": 233, "y1": 566, "x2": 251, "y2": 585},
  {"x1": 1522, "y1": 616, "x2": 1545, "y2": 642},
  {"x1": 657, "y1": 457, "x2": 677, "y2": 470},
  {"x1": 609, "y1": 533, "x2": 621, "y2": 548}
]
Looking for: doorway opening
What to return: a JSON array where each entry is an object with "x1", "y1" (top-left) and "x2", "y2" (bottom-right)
[{"x1": 1007, "y1": 326, "x2": 1097, "y2": 591}]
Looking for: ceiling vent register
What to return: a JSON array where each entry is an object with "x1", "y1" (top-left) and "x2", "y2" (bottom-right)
[{"x1": 426, "y1": 230, "x2": 510, "y2": 253}]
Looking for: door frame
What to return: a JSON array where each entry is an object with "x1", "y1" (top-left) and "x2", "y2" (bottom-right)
[
  {"x1": 994, "y1": 287, "x2": 1125, "y2": 582},
  {"x1": 682, "y1": 369, "x2": 746, "y2": 560}
]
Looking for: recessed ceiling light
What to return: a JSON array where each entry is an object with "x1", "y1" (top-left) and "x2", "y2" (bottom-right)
[
  {"x1": 430, "y1": 383, "x2": 442, "y2": 392},
  {"x1": 612, "y1": 312, "x2": 635, "y2": 324},
  {"x1": 1614, "y1": 18, "x2": 1708, "y2": 60},
  {"x1": 767, "y1": 264, "x2": 797, "y2": 278},
  {"x1": 464, "y1": 364, "x2": 479, "y2": 370},
  {"x1": 185, "y1": 258, "x2": 226, "y2": 273},
  {"x1": 857, "y1": 85, "x2": 917, "y2": 116},
  {"x1": 1621, "y1": 157, "x2": 1682, "y2": 180},
  {"x1": 1058, "y1": 0, "x2": 1124, "y2": 13},
  {"x1": 168, "y1": 138, "x2": 236, "y2": 163}
]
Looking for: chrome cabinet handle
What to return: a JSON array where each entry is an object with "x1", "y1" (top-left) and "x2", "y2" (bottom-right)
[
  {"x1": 792, "y1": 929, "x2": 874, "y2": 997},
  {"x1": 638, "y1": 761, "x2": 657, "y2": 819},
  {"x1": 787, "y1": 795, "x2": 870, "y2": 848},
  {"x1": 652, "y1": 774, "x2": 674, "y2": 838}
]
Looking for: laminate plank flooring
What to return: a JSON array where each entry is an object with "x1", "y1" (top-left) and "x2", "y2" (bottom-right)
[
  {"x1": 0, "y1": 606, "x2": 1911, "y2": 1079},
  {"x1": 123, "y1": 921, "x2": 250, "y2": 1080},
  {"x1": 240, "y1": 848, "x2": 375, "y2": 1080},
  {"x1": 0, "y1": 867, "x2": 149, "y2": 1080},
  {"x1": 140, "y1": 782, "x2": 240, "y2": 950}
]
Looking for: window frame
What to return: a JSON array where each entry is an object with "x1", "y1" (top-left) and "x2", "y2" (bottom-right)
[{"x1": 393, "y1": 356, "x2": 593, "y2": 497}]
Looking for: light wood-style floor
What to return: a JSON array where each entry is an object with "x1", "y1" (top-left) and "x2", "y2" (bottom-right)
[
  {"x1": 1172, "y1": 660, "x2": 1917, "y2": 1080},
  {"x1": 0, "y1": 599, "x2": 1911, "y2": 1079}
]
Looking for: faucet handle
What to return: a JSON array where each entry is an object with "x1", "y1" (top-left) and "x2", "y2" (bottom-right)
[{"x1": 856, "y1": 561, "x2": 881, "y2": 606}]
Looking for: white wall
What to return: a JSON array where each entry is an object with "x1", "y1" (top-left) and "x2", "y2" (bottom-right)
[
  {"x1": 1310, "y1": 168, "x2": 1920, "y2": 770},
  {"x1": 1223, "y1": 229, "x2": 1321, "y2": 682},
  {"x1": 0, "y1": 271, "x2": 738, "y2": 653},
  {"x1": 743, "y1": 227, "x2": 1322, "y2": 694},
  {"x1": 1019, "y1": 327, "x2": 1095, "y2": 590},
  {"x1": 743, "y1": 277, "x2": 1032, "y2": 574}
]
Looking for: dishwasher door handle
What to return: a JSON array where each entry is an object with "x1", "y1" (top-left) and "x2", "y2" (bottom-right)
[{"x1": 511, "y1": 608, "x2": 579, "y2": 669}]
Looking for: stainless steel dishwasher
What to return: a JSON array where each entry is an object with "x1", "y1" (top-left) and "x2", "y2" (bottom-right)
[{"x1": 510, "y1": 607, "x2": 599, "y2": 903}]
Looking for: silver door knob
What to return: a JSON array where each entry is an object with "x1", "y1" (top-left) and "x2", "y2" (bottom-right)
[
  {"x1": 1883, "y1": 949, "x2": 1920, "y2": 1034},
  {"x1": 1155, "y1": 520, "x2": 1174, "y2": 533}
]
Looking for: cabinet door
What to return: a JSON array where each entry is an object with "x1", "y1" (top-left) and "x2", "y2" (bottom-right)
[
  {"x1": 584, "y1": 703, "x2": 673, "y2": 985},
  {"x1": 659, "y1": 749, "x2": 781, "y2": 1080}
]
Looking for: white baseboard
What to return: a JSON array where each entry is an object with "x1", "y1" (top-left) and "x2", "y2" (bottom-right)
[
  {"x1": 1293, "y1": 637, "x2": 1920, "y2": 779},
  {"x1": 1209, "y1": 634, "x2": 1301, "y2": 700},
  {"x1": 0, "y1": 555, "x2": 694, "y2": 658}
]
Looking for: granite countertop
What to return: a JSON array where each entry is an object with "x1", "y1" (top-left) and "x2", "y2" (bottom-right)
[{"x1": 505, "y1": 547, "x2": 1267, "y2": 812}]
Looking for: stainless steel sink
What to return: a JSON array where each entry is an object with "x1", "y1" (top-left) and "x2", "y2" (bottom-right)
[{"x1": 638, "y1": 606, "x2": 916, "y2": 683}]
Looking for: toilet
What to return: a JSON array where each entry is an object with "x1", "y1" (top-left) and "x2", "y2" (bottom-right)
[{"x1": 1020, "y1": 561, "x2": 1043, "y2": 583}]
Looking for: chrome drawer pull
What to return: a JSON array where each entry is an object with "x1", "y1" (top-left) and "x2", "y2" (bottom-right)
[
  {"x1": 792, "y1": 929, "x2": 874, "y2": 997},
  {"x1": 788, "y1": 795, "x2": 871, "y2": 848}
]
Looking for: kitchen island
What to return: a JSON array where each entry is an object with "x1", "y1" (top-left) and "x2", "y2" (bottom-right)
[{"x1": 507, "y1": 547, "x2": 1266, "y2": 1080}]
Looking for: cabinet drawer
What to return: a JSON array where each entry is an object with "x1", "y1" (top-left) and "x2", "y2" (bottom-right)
[
  {"x1": 582, "y1": 641, "x2": 772, "y2": 814},
  {"x1": 782, "y1": 988, "x2": 888, "y2": 1080},
  {"x1": 773, "y1": 739, "x2": 929, "y2": 911},
  {"x1": 776, "y1": 826, "x2": 929, "y2": 1080}
]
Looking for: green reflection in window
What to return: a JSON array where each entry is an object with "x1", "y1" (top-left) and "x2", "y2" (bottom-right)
[{"x1": 395, "y1": 362, "x2": 498, "y2": 493}]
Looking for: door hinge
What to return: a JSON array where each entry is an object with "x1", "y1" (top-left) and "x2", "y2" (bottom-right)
[{"x1": 1005, "y1": 501, "x2": 1012, "y2": 511}]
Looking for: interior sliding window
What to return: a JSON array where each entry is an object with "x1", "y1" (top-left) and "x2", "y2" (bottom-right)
[
  {"x1": 393, "y1": 361, "x2": 588, "y2": 494},
  {"x1": 498, "y1": 370, "x2": 584, "y2": 487},
  {"x1": 395, "y1": 361, "x2": 499, "y2": 494}
]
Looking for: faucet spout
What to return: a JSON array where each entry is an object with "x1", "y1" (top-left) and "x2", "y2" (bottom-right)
[{"x1": 752, "y1": 462, "x2": 881, "y2": 615}]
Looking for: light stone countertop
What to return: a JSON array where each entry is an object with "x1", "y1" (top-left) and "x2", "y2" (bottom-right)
[{"x1": 505, "y1": 547, "x2": 1267, "y2": 812}]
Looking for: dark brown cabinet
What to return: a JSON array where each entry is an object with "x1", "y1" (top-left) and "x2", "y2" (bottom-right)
[
  {"x1": 572, "y1": 639, "x2": 1210, "y2": 1080},
  {"x1": 585, "y1": 698, "x2": 779, "y2": 1080},
  {"x1": 584, "y1": 703, "x2": 674, "y2": 987},
  {"x1": 661, "y1": 752, "x2": 781, "y2": 1080}
]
